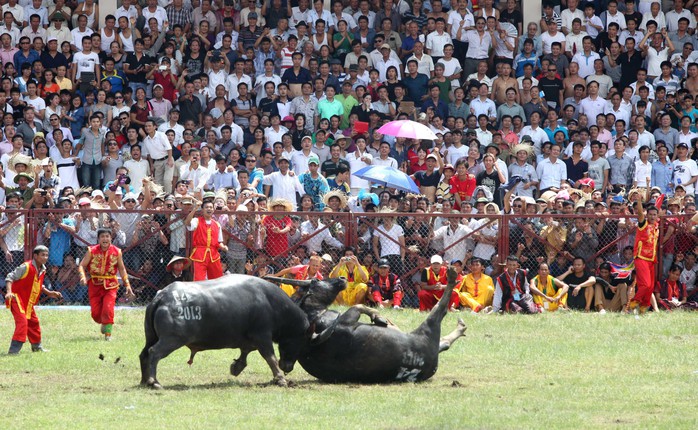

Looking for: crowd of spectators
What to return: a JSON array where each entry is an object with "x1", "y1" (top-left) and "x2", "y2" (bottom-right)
[{"x1": 1, "y1": 0, "x2": 698, "y2": 310}]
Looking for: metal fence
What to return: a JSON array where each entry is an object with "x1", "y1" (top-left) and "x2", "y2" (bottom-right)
[{"x1": 1, "y1": 208, "x2": 695, "y2": 308}]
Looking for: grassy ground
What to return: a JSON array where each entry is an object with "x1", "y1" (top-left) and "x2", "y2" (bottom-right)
[{"x1": 1, "y1": 307, "x2": 697, "y2": 429}]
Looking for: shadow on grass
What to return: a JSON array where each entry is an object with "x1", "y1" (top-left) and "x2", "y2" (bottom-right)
[{"x1": 131, "y1": 377, "x2": 394, "y2": 391}]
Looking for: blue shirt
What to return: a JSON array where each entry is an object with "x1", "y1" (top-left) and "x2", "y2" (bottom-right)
[
  {"x1": 544, "y1": 125, "x2": 568, "y2": 142},
  {"x1": 651, "y1": 159, "x2": 674, "y2": 195},
  {"x1": 251, "y1": 167, "x2": 264, "y2": 193},
  {"x1": 14, "y1": 49, "x2": 40, "y2": 72},
  {"x1": 402, "y1": 73, "x2": 430, "y2": 107},
  {"x1": 513, "y1": 52, "x2": 540, "y2": 78},
  {"x1": 207, "y1": 170, "x2": 240, "y2": 191},
  {"x1": 421, "y1": 98, "x2": 449, "y2": 120}
]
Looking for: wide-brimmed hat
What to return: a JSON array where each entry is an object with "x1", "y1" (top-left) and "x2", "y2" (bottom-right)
[
  {"x1": 13, "y1": 172, "x2": 33, "y2": 183},
  {"x1": 269, "y1": 197, "x2": 293, "y2": 212},
  {"x1": 166, "y1": 256, "x2": 191, "y2": 272},
  {"x1": 76, "y1": 186, "x2": 93, "y2": 197},
  {"x1": 512, "y1": 144, "x2": 534, "y2": 156},
  {"x1": 9, "y1": 154, "x2": 31, "y2": 172},
  {"x1": 322, "y1": 190, "x2": 348, "y2": 209}
]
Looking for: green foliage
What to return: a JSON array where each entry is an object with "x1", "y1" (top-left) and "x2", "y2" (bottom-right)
[{"x1": 2, "y1": 309, "x2": 697, "y2": 429}]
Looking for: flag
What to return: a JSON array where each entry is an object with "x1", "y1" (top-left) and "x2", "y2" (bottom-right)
[{"x1": 608, "y1": 261, "x2": 635, "y2": 281}]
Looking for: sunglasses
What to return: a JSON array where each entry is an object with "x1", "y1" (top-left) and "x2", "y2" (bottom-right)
[
  {"x1": 115, "y1": 96, "x2": 123, "y2": 99},
  {"x1": 513, "y1": 204, "x2": 523, "y2": 208}
]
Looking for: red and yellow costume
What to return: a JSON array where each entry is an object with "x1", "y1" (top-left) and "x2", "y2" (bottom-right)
[
  {"x1": 280, "y1": 265, "x2": 323, "y2": 296},
  {"x1": 6, "y1": 261, "x2": 45, "y2": 345},
  {"x1": 369, "y1": 273, "x2": 403, "y2": 307},
  {"x1": 87, "y1": 244, "x2": 121, "y2": 326},
  {"x1": 458, "y1": 272, "x2": 494, "y2": 312},
  {"x1": 190, "y1": 216, "x2": 223, "y2": 281},
  {"x1": 332, "y1": 264, "x2": 369, "y2": 306},
  {"x1": 418, "y1": 266, "x2": 460, "y2": 311},
  {"x1": 633, "y1": 219, "x2": 659, "y2": 309}
]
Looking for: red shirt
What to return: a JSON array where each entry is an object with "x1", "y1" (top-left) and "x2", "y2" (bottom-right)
[
  {"x1": 263, "y1": 215, "x2": 292, "y2": 257},
  {"x1": 153, "y1": 72, "x2": 178, "y2": 102},
  {"x1": 634, "y1": 219, "x2": 659, "y2": 262},
  {"x1": 449, "y1": 175, "x2": 476, "y2": 209}
]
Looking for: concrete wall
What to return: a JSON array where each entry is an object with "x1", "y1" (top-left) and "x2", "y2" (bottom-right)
[
  {"x1": 522, "y1": 0, "x2": 542, "y2": 34},
  {"x1": 101, "y1": 0, "x2": 118, "y2": 21}
]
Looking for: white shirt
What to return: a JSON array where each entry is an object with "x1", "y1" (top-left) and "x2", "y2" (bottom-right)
[
  {"x1": 646, "y1": 46, "x2": 670, "y2": 77},
  {"x1": 463, "y1": 30, "x2": 489, "y2": 59},
  {"x1": 71, "y1": 27, "x2": 93, "y2": 49},
  {"x1": 306, "y1": 9, "x2": 334, "y2": 33},
  {"x1": 519, "y1": 126, "x2": 550, "y2": 155},
  {"x1": 673, "y1": 158, "x2": 698, "y2": 193},
  {"x1": 225, "y1": 73, "x2": 253, "y2": 101},
  {"x1": 432, "y1": 223, "x2": 472, "y2": 263},
  {"x1": 142, "y1": 6, "x2": 168, "y2": 31},
  {"x1": 264, "y1": 125, "x2": 289, "y2": 147},
  {"x1": 560, "y1": 8, "x2": 584, "y2": 32},
  {"x1": 375, "y1": 56, "x2": 402, "y2": 81},
  {"x1": 605, "y1": 12, "x2": 626, "y2": 31},
  {"x1": 666, "y1": 9, "x2": 695, "y2": 32},
  {"x1": 579, "y1": 95, "x2": 607, "y2": 126},
  {"x1": 300, "y1": 221, "x2": 343, "y2": 253},
  {"x1": 290, "y1": 150, "x2": 318, "y2": 175},
  {"x1": 375, "y1": 224, "x2": 404, "y2": 257},
  {"x1": 540, "y1": 31, "x2": 566, "y2": 55},
  {"x1": 372, "y1": 156, "x2": 398, "y2": 168},
  {"x1": 123, "y1": 159, "x2": 150, "y2": 192},
  {"x1": 425, "y1": 31, "x2": 452, "y2": 57},
  {"x1": 536, "y1": 157, "x2": 567, "y2": 189},
  {"x1": 346, "y1": 150, "x2": 373, "y2": 189},
  {"x1": 142, "y1": 131, "x2": 172, "y2": 160},
  {"x1": 179, "y1": 163, "x2": 210, "y2": 192},
  {"x1": 405, "y1": 53, "x2": 435, "y2": 77},
  {"x1": 72, "y1": 51, "x2": 99, "y2": 80},
  {"x1": 633, "y1": 159, "x2": 653, "y2": 185},
  {"x1": 158, "y1": 121, "x2": 185, "y2": 146},
  {"x1": 262, "y1": 171, "x2": 304, "y2": 209},
  {"x1": 571, "y1": 51, "x2": 600, "y2": 79},
  {"x1": 469, "y1": 97, "x2": 497, "y2": 119},
  {"x1": 445, "y1": 144, "x2": 468, "y2": 166},
  {"x1": 639, "y1": 11, "x2": 666, "y2": 31},
  {"x1": 447, "y1": 10, "x2": 475, "y2": 40},
  {"x1": 115, "y1": 5, "x2": 139, "y2": 22}
]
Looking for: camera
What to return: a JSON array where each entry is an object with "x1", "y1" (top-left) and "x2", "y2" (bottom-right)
[
  {"x1": 159, "y1": 65, "x2": 167, "y2": 71},
  {"x1": 39, "y1": 190, "x2": 47, "y2": 196},
  {"x1": 117, "y1": 173, "x2": 131, "y2": 185}
]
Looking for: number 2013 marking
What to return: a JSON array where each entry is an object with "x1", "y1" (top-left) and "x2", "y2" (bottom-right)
[{"x1": 176, "y1": 306, "x2": 203, "y2": 320}]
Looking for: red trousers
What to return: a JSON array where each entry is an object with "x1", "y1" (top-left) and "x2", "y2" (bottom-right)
[
  {"x1": 192, "y1": 258, "x2": 223, "y2": 281},
  {"x1": 417, "y1": 289, "x2": 460, "y2": 311},
  {"x1": 633, "y1": 258, "x2": 655, "y2": 308},
  {"x1": 88, "y1": 282, "x2": 117, "y2": 325},
  {"x1": 10, "y1": 299, "x2": 41, "y2": 344}
]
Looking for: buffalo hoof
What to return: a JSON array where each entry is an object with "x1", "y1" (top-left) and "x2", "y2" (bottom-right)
[
  {"x1": 147, "y1": 377, "x2": 163, "y2": 390},
  {"x1": 373, "y1": 316, "x2": 389, "y2": 327},
  {"x1": 230, "y1": 359, "x2": 246, "y2": 376},
  {"x1": 273, "y1": 376, "x2": 289, "y2": 388}
]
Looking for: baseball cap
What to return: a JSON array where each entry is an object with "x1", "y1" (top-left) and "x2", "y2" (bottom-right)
[
  {"x1": 308, "y1": 154, "x2": 320, "y2": 165},
  {"x1": 153, "y1": 84, "x2": 164, "y2": 90},
  {"x1": 91, "y1": 190, "x2": 105, "y2": 199},
  {"x1": 430, "y1": 255, "x2": 443, "y2": 264},
  {"x1": 380, "y1": 43, "x2": 391, "y2": 50},
  {"x1": 578, "y1": 178, "x2": 595, "y2": 188},
  {"x1": 78, "y1": 197, "x2": 91, "y2": 206},
  {"x1": 677, "y1": 142, "x2": 689, "y2": 149},
  {"x1": 248, "y1": 12, "x2": 258, "y2": 19},
  {"x1": 123, "y1": 192, "x2": 137, "y2": 202},
  {"x1": 426, "y1": 153, "x2": 438, "y2": 161},
  {"x1": 279, "y1": 154, "x2": 291, "y2": 163}
]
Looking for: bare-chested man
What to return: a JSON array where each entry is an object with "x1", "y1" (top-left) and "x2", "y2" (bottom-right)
[
  {"x1": 491, "y1": 62, "x2": 518, "y2": 105},
  {"x1": 684, "y1": 63, "x2": 698, "y2": 98},
  {"x1": 563, "y1": 61, "x2": 585, "y2": 99}
]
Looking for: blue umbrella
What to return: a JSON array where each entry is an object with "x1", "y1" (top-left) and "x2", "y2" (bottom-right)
[{"x1": 353, "y1": 165, "x2": 420, "y2": 194}]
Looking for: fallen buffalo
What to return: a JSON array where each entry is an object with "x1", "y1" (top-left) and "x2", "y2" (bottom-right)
[
  {"x1": 139, "y1": 275, "x2": 309, "y2": 389},
  {"x1": 264, "y1": 267, "x2": 466, "y2": 383}
]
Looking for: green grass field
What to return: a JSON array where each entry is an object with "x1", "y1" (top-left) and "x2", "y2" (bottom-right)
[{"x1": 2, "y1": 307, "x2": 697, "y2": 429}]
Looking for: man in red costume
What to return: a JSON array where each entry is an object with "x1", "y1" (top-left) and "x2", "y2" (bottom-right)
[
  {"x1": 79, "y1": 229, "x2": 134, "y2": 340},
  {"x1": 368, "y1": 259, "x2": 404, "y2": 309},
  {"x1": 273, "y1": 255, "x2": 324, "y2": 296},
  {"x1": 418, "y1": 255, "x2": 460, "y2": 311},
  {"x1": 4, "y1": 245, "x2": 62, "y2": 354},
  {"x1": 630, "y1": 199, "x2": 659, "y2": 314},
  {"x1": 185, "y1": 198, "x2": 228, "y2": 281}
]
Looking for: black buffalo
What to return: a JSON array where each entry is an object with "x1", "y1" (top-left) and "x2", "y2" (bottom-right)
[
  {"x1": 139, "y1": 275, "x2": 310, "y2": 389},
  {"x1": 265, "y1": 268, "x2": 466, "y2": 383}
]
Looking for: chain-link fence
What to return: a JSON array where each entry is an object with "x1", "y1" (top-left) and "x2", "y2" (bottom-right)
[{"x1": 2, "y1": 209, "x2": 696, "y2": 309}]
